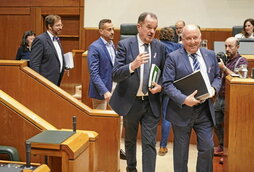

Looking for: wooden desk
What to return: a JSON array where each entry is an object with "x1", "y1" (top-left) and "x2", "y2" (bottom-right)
[
  {"x1": 28, "y1": 130, "x2": 89, "y2": 172},
  {"x1": 0, "y1": 160, "x2": 50, "y2": 172},
  {"x1": 224, "y1": 76, "x2": 254, "y2": 172}
]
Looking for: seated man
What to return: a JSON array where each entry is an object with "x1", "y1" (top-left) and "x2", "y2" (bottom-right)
[{"x1": 214, "y1": 37, "x2": 248, "y2": 163}]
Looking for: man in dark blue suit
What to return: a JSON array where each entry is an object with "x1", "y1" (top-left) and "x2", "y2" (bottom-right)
[
  {"x1": 110, "y1": 12, "x2": 166, "y2": 172},
  {"x1": 88, "y1": 19, "x2": 115, "y2": 110},
  {"x1": 162, "y1": 24, "x2": 221, "y2": 172},
  {"x1": 30, "y1": 15, "x2": 65, "y2": 86}
]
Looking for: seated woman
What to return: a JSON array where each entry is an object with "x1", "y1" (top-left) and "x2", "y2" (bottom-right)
[
  {"x1": 235, "y1": 18, "x2": 254, "y2": 39},
  {"x1": 16, "y1": 30, "x2": 36, "y2": 60}
]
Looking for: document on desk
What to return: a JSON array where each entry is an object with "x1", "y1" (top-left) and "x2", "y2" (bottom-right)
[
  {"x1": 173, "y1": 70, "x2": 211, "y2": 100},
  {"x1": 148, "y1": 64, "x2": 161, "y2": 88}
]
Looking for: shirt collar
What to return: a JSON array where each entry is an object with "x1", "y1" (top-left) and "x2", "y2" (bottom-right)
[
  {"x1": 137, "y1": 34, "x2": 150, "y2": 48},
  {"x1": 100, "y1": 37, "x2": 113, "y2": 46},
  {"x1": 187, "y1": 49, "x2": 201, "y2": 57},
  {"x1": 47, "y1": 31, "x2": 54, "y2": 40}
]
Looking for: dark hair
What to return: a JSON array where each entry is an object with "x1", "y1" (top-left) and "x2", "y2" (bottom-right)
[
  {"x1": 242, "y1": 18, "x2": 254, "y2": 37},
  {"x1": 45, "y1": 15, "x2": 61, "y2": 29},
  {"x1": 138, "y1": 12, "x2": 157, "y2": 24},
  {"x1": 159, "y1": 27, "x2": 175, "y2": 41},
  {"x1": 98, "y1": 19, "x2": 112, "y2": 29},
  {"x1": 20, "y1": 30, "x2": 36, "y2": 50}
]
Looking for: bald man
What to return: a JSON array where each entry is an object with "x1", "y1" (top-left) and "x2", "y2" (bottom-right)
[
  {"x1": 162, "y1": 24, "x2": 221, "y2": 172},
  {"x1": 213, "y1": 37, "x2": 248, "y2": 158}
]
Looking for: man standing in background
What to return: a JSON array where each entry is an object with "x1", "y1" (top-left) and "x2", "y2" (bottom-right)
[
  {"x1": 30, "y1": 14, "x2": 65, "y2": 86},
  {"x1": 87, "y1": 19, "x2": 126, "y2": 160},
  {"x1": 173, "y1": 20, "x2": 185, "y2": 43},
  {"x1": 88, "y1": 19, "x2": 115, "y2": 110}
]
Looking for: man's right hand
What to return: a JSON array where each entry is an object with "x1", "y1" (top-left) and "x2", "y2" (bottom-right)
[
  {"x1": 130, "y1": 53, "x2": 149, "y2": 71},
  {"x1": 183, "y1": 90, "x2": 201, "y2": 107},
  {"x1": 104, "y1": 91, "x2": 112, "y2": 101}
]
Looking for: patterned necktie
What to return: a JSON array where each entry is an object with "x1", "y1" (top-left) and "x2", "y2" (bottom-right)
[
  {"x1": 190, "y1": 53, "x2": 200, "y2": 71},
  {"x1": 142, "y1": 44, "x2": 150, "y2": 94}
]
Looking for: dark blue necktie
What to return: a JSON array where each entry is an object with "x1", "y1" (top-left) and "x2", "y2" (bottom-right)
[
  {"x1": 142, "y1": 44, "x2": 150, "y2": 94},
  {"x1": 190, "y1": 53, "x2": 200, "y2": 71}
]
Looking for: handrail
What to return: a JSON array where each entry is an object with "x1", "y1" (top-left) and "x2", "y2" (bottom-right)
[
  {"x1": 0, "y1": 60, "x2": 118, "y2": 117},
  {"x1": 0, "y1": 89, "x2": 56, "y2": 130}
]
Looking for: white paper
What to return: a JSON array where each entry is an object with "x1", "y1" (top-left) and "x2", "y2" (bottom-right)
[{"x1": 64, "y1": 52, "x2": 74, "y2": 69}]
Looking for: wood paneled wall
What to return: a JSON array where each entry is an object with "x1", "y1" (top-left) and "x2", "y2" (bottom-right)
[
  {"x1": 82, "y1": 27, "x2": 232, "y2": 51},
  {"x1": 0, "y1": 0, "x2": 84, "y2": 60}
]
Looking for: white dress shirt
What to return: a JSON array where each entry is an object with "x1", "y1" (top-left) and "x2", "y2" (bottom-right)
[{"x1": 47, "y1": 31, "x2": 63, "y2": 72}]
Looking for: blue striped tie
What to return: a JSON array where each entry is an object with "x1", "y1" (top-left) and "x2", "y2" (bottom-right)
[{"x1": 190, "y1": 53, "x2": 200, "y2": 71}]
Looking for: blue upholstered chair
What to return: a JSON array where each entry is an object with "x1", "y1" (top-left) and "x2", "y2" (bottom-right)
[{"x1": 232, "y1": 26, "x2": 243, "y2": 36}]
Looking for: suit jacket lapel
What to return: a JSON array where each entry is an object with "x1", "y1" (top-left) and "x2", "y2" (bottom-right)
[
  {"x1": 200, "y1": 48, "x2": 211, "y2": 72},
  {"x1": 130, "y1": 38, "x2": 140, "y2": 77},
  {"x1": 99, "y1": 38, "x2": 113, "y2": 66},
  {"x1": 180, "y1": 48, "x2": 193, "y2": 74},
  {"x1": 45, "y1": 32, "x2": 62, "y2": 68}
]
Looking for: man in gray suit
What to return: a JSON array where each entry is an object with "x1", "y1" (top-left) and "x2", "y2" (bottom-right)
[
  {"x1": 110, "y1": 12, "x2": 166, "y2": 172},
  {"x1": 162, "y1": 24, "x2": 221, "y2": 172},
  {"x1": 30, "y1": 15, "x2": 65, "y2": 86}
]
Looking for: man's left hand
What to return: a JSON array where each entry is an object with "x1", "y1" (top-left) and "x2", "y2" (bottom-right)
[{"x1": 149, "y1": 82, "x2": 161, "y2": 94}]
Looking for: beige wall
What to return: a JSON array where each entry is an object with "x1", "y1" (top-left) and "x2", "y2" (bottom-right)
[{"x1": 84, "y1": 0, "x2": 253, "y2": 28}]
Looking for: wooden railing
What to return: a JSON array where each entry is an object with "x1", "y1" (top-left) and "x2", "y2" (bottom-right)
[
  {"x1": 0, "y1": 89, "x2": 98, "y2": 172},
  {"x1": 0, "y1": 60, "x2": 120, "y2": 172}
]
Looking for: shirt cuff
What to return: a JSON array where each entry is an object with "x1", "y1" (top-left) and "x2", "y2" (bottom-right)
[{"x1": 129, "y1": 63, "x2": 134, "y2": 73}]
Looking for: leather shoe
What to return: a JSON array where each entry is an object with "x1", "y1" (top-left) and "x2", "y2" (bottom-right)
[
  {"x1": 158, "y1": 147, "x2": 168, "y2": 156},
  {"x1": 120, "y1": 149, "x2": 126, "y2": 160}
]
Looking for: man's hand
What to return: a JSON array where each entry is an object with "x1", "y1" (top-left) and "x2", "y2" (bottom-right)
[
  {"x1": 149, "y1": 82, "x2": 161, "y2": 94},
  {"x1": 183, "y1": 90, "x2": 201, "y2": 107},
  {"x1": 218, "y1": 58, "x2": 225, "y2": 70},
  {"x1": 104, "y1": 91, "x2": 112, "y2": 101},
  {"x1": 130, "y1": 53, "x2": 149, "y2": 71}
]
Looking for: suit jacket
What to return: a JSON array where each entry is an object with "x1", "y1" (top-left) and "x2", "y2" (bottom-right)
[
  {"x1": 172, "y1": 34, "x2": 179, "y2": 43},
  {"x1": 109, "y1": 36, "x2": 166, "y2": 117},
  {"x1": 30, "y1": 32, "x2": 65, "y2": 86},
  {"x1": 162, "y1": 47, "x2": 221, "y2": 126},
  {"x1": 88, "y1": 37, "x2": 114, "y2": 100}
]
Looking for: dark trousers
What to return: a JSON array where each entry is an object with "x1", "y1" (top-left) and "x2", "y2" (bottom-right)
[
  {"x1": 124, "y1": 98, "x2": 160, "y2": 172},
  {"x1": 214, "y1": 97, "x2": 225, "y2": 146},
  {"x1": 172, "y1": 102, "x2": 214, "y2": 172}
]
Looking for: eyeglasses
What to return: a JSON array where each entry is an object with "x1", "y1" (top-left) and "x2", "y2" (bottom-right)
[{"x1": 54, "y1": 24, "x2": 63, "y2": 27}]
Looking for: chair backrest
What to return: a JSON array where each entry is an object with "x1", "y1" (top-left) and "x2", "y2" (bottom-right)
[
  {"x1": 120, "y1": 23, "x2": 138, "y2": 40},
  {"x1": 232, "y1": 26, "x2": 243, "y2": 36}
]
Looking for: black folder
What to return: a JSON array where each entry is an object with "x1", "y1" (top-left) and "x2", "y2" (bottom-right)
[{"x1": 173, "y1": 70, "x2": 210, "y2": 100}]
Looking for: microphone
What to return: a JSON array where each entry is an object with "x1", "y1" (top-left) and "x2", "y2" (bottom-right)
[
  {"x1": 72, "y1": 116, "x2": 77, "y2": 132},
  {"x1": 25, "y1": 141, "x2": 31, "y2": 168}
]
